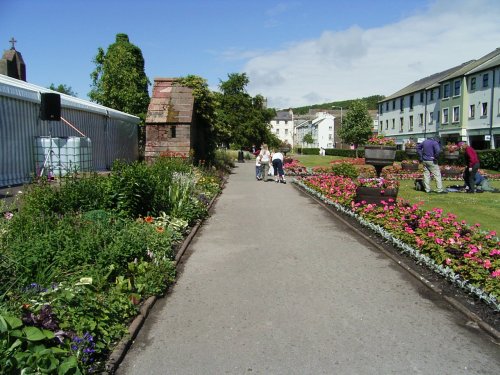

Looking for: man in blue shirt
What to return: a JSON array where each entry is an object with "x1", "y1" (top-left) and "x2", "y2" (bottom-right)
[{"x1": 417, "y1": 137, "x2": 447, "y2": 194}]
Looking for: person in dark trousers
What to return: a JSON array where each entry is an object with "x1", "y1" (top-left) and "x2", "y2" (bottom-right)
[
  {"x1": 458, "y1": 141, "x2": 480, "y2": 193},
  {"x1": 417, "y1": 137, "x2": 446, "y2": 194},
  {"x1": 271, "y1": 150, "x2": 286, "y2": 183}
]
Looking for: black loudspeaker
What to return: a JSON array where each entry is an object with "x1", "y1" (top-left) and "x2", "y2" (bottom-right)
[{"x1": 40, "y1": 93, "x2": 61, "y2": 121}]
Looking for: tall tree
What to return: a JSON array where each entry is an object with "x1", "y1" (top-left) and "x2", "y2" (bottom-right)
[
  {"x1": 215, "y1": 73, "x2": 276, "y2": 149},
  {"x1": 337, "y1": 99, "x2": 373, "y2": 156},
  {"x1": 89, "y1": 33, "x2": 150, "y2": 121},
  {"x1": 48, "y1": 83, "x2": 77, "y2": 97},
  {"x1": 177, "y1": 75, "x2": 217, "y2": 164}
]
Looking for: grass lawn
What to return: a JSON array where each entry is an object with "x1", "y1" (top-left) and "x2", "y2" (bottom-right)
[
  {"x1": 398, "y1": 179, "x2": 500, "y2": 234},
  {"x1": 293, "y1": 154, "x2": 500, "y2": 233},
  {"x1": 293, "y1": 154, "x2": 344, "y2": 167}
]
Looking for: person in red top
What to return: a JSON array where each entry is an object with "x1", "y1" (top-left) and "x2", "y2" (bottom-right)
[{"x1": 458, "y1": 141, "x2": 480, "y2": 193}]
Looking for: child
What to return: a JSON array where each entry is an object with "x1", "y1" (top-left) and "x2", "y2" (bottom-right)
[{"x1": 255, "y1": 154, "x2": 262, "y2": 180}]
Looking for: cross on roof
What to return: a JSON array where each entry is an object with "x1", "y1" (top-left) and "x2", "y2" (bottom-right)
[{"x1": 9, "y1": 37, "x2": 17, "y2": 50}]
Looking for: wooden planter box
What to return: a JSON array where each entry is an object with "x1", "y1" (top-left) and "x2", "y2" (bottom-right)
[
  {"x1": 444, "y1": 151, "x2": 459, "y2": 160},
  {"x1": 441, "y1": 170, "x2": 462, "y2": 178},
  {"x1": 402, "y1": 163, "x2": 419, "y2": 171},
  {"x1": 364, "y1": 145, "x2": 397, "y2": 166},
  {"x1": 354, "y1": 186, "x2": 398, "y2": 205},
  {"x1": 405, "y1": 147, "x2": 417, "y2": 156}
]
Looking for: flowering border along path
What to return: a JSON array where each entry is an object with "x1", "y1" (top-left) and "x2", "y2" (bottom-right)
[{"x1": 292, "y1": 175, "x2": 500, "y2": 312}]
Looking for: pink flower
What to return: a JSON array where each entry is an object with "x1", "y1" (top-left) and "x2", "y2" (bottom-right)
[
  {"x1": 492, "y1": 270, "x2": 500, "y2": 278},
  {"x1": 435, "y1": 238, "x2": 444, "y2": 245},
  {"x1": 489, "y1": 249, "x2": 500, "y2": 256},
  {"x1": 415, "y1": 237, "x2": 425, "y2": 247},
  {"x1": 483, "y1": 259, "x2": 492, "y2": 269},
  {"x1": 427, "y1": 232, "x2": 435, "y2": 237},
  {"x1": 445, "y1": 258, "x2": 452, "y2": 265}
]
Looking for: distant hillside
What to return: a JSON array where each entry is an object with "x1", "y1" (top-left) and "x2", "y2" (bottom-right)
[{"x1": 291, "y1": 95, "x2": 384, "y2": 115}]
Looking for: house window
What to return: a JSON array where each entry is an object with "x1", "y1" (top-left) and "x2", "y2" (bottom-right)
[
  {"x1": 385, "y1": 120, "x2": 388, "y2": 130},
  {"x1": 409, "y1": 115, "x2": 414, "y2": 131},
  {"x1": 443, "y1": 83, "x2": 450, "y2": 99},
  {"x1": 170, "y1": 125, "x2": 176, "y2": 138},
  {"x1": 285, "y1": 129, "x2": 289, "y2": 135},
  {"x1": 430, "y1": 89, "x2": 434, "y2": 101},
  {"x1": 419, "y1": 113, "x2": 424, "y2": 126},
  {"x1": 275, "y1": 129, "x2": 280, "y2": 135},
  {"x1": 470, "y1": 77, "x2": 476, "y2": 90},
  {"x1": 385, "y1": 102, "x2": 389, "y2": 111},
  {"x1": 392, "y1": 119, "x2": 395, "y2": 129},
  {"x1": 481, "y1": 102, "x2": 488, "y2": 116},
  {"x1": 409, "y1": 95, "x2": 414, "y2": 110},
  {"x1": 399, "y1": 117, "x2": 404, "y2": 132},
  {"x1": 442, "y1": 108, "x2": 449, "y2": 124},
  {"x1": 429, "y1": 112, "x2": 433, "y2": 124},
  {"x1": 452, "y1": 106, "x2": 460, "y2": 122},
  {"x1": 392, "y1": 100, "x2": 396, "y2": 110},
  {"x1": 284, "y1": 120, "x2": 288, "y2": 125},
  {"x1": 420, "y1": 92, "x2": 424, "y2": 103},
  {"x1": 483, "y1": 73, "x2": 489, "y2": 88},
  {"x1": 400, "y1": 98, "x2": 404, "y2": 112},
  {"x1": 469, "y1": 104, "x2": 475, "y2": 119},
  {"x1": 454, "y1": 80, "x2": 461, "y2": 96}
]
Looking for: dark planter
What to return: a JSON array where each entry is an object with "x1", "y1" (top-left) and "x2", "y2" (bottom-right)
[
  {"x1": 364, "y1": 145, "x2": 397, "y2": 177},
  {"x1": 405, "y1": 147, "x2": 417, "y2": 156},
  {"x1": 364, "y1": 145, "x2": 397, "y2": 166},
  {"x1": 402, "y1": 163, "x2": 419, "y2": 171},
  {"x1": 354, "y1": 186, "x2": 398, "y2": 205},
  {"x1": 441, "y1": 170, "x2": 462, "y2": 178},
  {"x1": 444, "y1": 151, "x2": 459, "y2": 160}
]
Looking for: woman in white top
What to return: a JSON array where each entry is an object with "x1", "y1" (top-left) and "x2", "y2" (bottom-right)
[{"x1": 258, "y1": 144, "x2": 271, "y2": 182}]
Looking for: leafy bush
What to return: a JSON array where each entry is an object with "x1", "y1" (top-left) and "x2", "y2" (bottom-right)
[
  {"x1": 299, "y1": 148, "x2": 320, "y2": 155},
  {"x1": 331, "y1": 162, "x2": 359, "y2": 179},
  {"x1": 0, "y1": 155, "x2": 224, "y2": 372},
  {"x1": 477, "y1": 148, "x2": 500, "y2": 171}
]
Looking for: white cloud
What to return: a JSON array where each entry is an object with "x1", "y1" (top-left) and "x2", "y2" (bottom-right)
[{"x1": 245, "y1": 0, "x2": 500, "y2": 109}]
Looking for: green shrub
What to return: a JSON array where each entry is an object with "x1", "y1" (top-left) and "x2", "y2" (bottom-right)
[
  {"x1": 300, "y1": 148, "x2": 320, "y2": 155},
  {"x1": 477, "y1": 148, "x2": 500, "y2": 171},
  {"x1": 331, "y1": 163, "x2": 359, "y2": 179}
]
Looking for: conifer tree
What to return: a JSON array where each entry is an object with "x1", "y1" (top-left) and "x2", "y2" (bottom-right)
[{"x1": 89, "y1": 33, "x2": 150, "y2": 121}]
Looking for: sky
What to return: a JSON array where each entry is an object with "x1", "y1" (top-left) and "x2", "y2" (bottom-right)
[{"x1": 1, "y1": 0, "x2": 500, "y2": 110}]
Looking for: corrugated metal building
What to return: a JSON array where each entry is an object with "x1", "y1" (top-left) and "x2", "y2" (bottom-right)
[{"x1": 0, "y1": 75, "x2": 140, "y2": 187}]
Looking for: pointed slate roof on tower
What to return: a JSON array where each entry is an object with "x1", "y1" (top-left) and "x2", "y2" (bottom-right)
[{"x1": 0, "y1": 37, "x2": 26, "y2": 81}]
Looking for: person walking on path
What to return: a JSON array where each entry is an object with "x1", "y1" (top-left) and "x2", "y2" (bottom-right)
[
  {"x1": 258, "y1": 144, "x2": 271, "y2": 182},
  {"x1": 255, "y1": 154, "x2": 262, "y2": 180},
  {"x1": 272, "y1": 150, "x2": 286, "y2": 183},
  {"x1": 417, "y1": 137, "x2": 447, "y2": 194},
  {"x1": 459, "y1": 141, "x2": 480, "y2": 193}
]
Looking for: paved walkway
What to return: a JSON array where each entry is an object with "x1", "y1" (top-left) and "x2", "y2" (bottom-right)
[{"x1": 117, "y1": 162, "x2": 500, "y2": 375}]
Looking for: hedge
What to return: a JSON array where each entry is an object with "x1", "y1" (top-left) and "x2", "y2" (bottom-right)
[{"x1": 296, "y1": 147, "x2": 499, "y2": 171}]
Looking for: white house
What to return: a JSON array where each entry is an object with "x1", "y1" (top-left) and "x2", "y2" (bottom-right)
[
  {"x1": 294, "y1": 111, "x2": 336, "y2": 149},
  {"x1": 270, "y1": 109, "x2": 294, "y2": 146}
]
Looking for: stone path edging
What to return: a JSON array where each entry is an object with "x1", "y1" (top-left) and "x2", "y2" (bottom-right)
[{"x1": 292, "y1": 182, "x2": 500, "y2": 342}]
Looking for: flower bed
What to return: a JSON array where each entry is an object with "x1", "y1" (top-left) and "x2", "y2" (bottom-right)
[
  {"x1": 296, "y1": 174, "x2": 500, "y2": 310},
  {"x1": 283, "y1": 159, "x2": 309, "y2": 176},
  {"x1": 0, "y1": 156, "x2": 226, "y2": 373}
]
